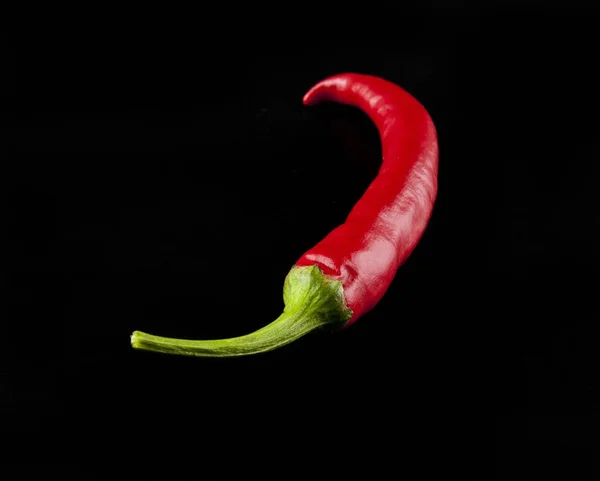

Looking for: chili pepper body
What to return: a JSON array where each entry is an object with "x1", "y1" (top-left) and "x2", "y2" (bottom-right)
[
  {"x1": 131, "y1": 73, "x2": 439, "y2": 357},
  {"x1": 296, "y1": 74, "x2": 438, "y2": 324}
]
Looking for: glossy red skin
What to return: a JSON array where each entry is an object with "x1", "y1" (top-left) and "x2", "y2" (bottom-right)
[{"x1": 295, "y1": 73, "x2": 439, "y2": 325}]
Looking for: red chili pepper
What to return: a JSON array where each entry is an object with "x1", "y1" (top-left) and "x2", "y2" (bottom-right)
[{"x1": 131, "y1": 73, "x2": 439, "y2": 357}]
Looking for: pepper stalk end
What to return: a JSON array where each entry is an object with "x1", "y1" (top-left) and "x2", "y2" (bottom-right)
[{"x1": 130, "y1": 265, "x2": 352, "y2": 358}]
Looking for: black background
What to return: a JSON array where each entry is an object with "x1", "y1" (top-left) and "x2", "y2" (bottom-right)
[{"x1": 3, "y1": 3, "x2": 600, "y2": 479}]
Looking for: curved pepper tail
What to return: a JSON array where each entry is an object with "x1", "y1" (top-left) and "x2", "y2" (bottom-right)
[
  {"x1": 302, "y1": 74, "x2": 353, "y2": 105},
  {"x1": 130, "y1": 265, "x2": 352, "y2": 358}
]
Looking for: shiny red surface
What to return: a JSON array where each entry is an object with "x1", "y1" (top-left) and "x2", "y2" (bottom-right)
[{"x1": 295, "y1": 73, "x2": 439, "y2": 325}]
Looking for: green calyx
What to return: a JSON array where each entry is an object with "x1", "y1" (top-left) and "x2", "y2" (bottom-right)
[{"x1": 130, "y1": 265, "x2": 353, "y2": 358}]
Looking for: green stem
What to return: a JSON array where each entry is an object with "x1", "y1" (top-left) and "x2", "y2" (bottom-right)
[
  {"x1": 131, "y1": 310, "x2": 321, "y2": 357},
  {"x1": 130, "y1": 265, "x2": 353, "y2": 358}
]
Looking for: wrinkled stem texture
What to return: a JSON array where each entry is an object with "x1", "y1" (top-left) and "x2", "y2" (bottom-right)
[
  {"x1": 130, "y1": 265, "x2": 352, "y2": 358},
  {"x1": 132, "y1": 311, "x2": 317, "y2": 357}
]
